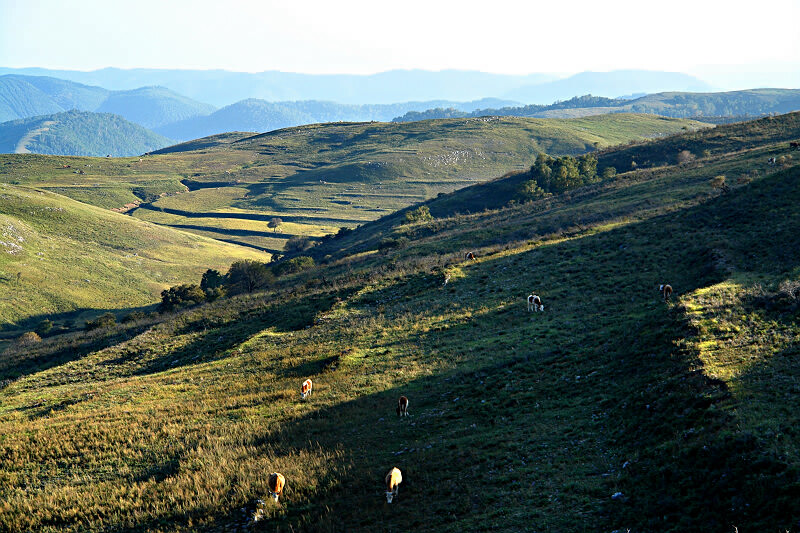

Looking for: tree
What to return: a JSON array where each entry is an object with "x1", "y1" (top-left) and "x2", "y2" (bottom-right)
[
  {"x1": 201, "y1": 269, "x2": 224, "y2": 291},
  {"x1": 601, "y1": 166, "x2": 617, "y2": 179},
  {"x1": 159, "y1": 284, "x2": 206, "y2": 312},
  {"x1": 226, "y1": 260, "x2": 274, "y2": 295},
  {"x1": 268, "y1": 217, "x2": 283, "y2": 233}
]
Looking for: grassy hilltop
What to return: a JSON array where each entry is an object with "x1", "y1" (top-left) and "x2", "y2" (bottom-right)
[
  {"x1": 0, "y1": 113, "x2": 797, "y2": 531},
  {"x1": 1, "y1": 114, "x2": 706, "y2": 254}
]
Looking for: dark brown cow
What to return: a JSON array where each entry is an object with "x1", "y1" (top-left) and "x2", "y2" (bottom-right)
[
  {"x1": 660, "y1": 284, "x2": 673, "y2": 301},
  {"x1": 396, "y1": 396, "x2": 409, "y2": 417}
]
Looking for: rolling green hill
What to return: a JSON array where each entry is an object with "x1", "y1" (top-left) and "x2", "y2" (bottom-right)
[
  {"x1": 0, "y1": 110, "x2": 173, "y2": 156},
  {"x1": 153, "y1": 98, "x2": 520, "y2": 142},
  {"x1": 0, "y1": 112, "x2": 797, "y2": 531},
  {"x1": 0, "y1": 114, "x2": 707, "y2": 252},
  {"x1": 393, "y1": 89, "x2": 800, "y2": 123},
  {"x1": 0, "y1": 183, "x2": 268, "y2": 329}
]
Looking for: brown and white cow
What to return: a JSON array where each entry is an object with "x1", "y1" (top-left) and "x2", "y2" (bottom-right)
[
  {"x1": 527, "y1": 294, "x2": 544, "y2": 312},
  {"x1": 396, "y1": 396, "x2": 409, "y2": 417},
  {"x1": 300, "y1": 378, "x2": 313, "y2": 399},
  {"x1": 465, "y1": 251, "x2": 477, "y2": 261},
  {"x1": 385, "y1": 467, "x2": 403, "y2": 503},
  {"x1": 659, "y1": 284, "x2": 673, "y2": 301},
  {"x1": 268, "y1": 472, "x2": 285, "y2": 502}
]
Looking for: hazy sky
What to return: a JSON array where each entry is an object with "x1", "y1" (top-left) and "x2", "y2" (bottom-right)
[{"x1": 2, "y1": 0, "x2": 798, "y2": 83}]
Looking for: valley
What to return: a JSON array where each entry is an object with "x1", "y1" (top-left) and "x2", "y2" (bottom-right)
[{"x1": 0, "y1": 111, "x2": 797, "y2": 531}]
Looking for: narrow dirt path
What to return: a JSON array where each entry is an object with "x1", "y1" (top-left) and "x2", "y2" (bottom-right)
[{"x1": 15, "y1": 120, "x2": 56, "y2": 154}]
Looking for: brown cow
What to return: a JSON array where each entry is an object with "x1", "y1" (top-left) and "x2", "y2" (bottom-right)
[
  {"x1": 465, "y1": 251, "x2": 477, "y2": 261},
  {"x1": 527, "y1": 294, "x2": 544, "y2": 312},
  {"x1": 268, "y1": 472, "x2": 285, "y2": 502},
  {"x1": 659, "y1": 284, "x2": 673, "y2": 302},
  {"x1": 301, "y1": 378, "x2": 313, "y2": 399},
  {"x1": 385, "y1": 467, "x2": 403, "y2": 503},
  {"x1": 396, "y1": 396, "x2": 409, "y2": 417}
]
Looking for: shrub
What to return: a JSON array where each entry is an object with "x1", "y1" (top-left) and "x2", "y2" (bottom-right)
[
  {"x1": 159, "y1": 284, "x2": 206, "y2": 312},
  {"x1": 17, "y1": 331, "x2": 42, "y2": 346},
  {"x1": 379, "y1": 237, "x2": 410, "y2": 251},
  {"x1": 601, "y1": 166, "x2": 617, "y2": 179},
  {"x1": 403, "y1": 205, "x2": 433, "y2": 224},
  {"x1": 121, "y1": 311, "x2": 147, "y2": 323},
  {"x1": 519, "y1": 180, "x2": 550, "y2": 200},
  {"x1": 273, "y1": 256, "x2": 315, "y2": 277},
  {"x1": 284, "y1": 236, "x2": 313, "y2": 253},
  {"x1": 35, "y1": 319, "x2": 53, "y2": 337},
  {"x1": 85, "y1": 312, "x2": 117, "y2": 331},
  {"x1": 677, "y1": 150, "x2": 695, "y2": 164}
]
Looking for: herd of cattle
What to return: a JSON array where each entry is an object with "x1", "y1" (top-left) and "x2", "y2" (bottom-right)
[{"x1": 265, "y1": 250, "x2": 674, "y2": 508}]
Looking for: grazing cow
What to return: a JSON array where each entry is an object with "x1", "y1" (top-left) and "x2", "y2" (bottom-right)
[
  {"x1": 768, "y1": 157, "x2": 776, "y2": 165},
  {"x1": 790, "y1": 141, "x2": 799, "y2": 149},
  {"x1": 396, "y1": 396, "x2": 409, "y2": 417},
  {"x1": 465, "y1": 251, "x2": 477, "y2": 261},
  {"x1": 659, "y1": 284, "x2": 673, "y2": 301},
  {"x1": 268, "y1": 472, "x2": 285, "y2": 502},
  {"x1": 300, "y1": 378, "x2": 313, "y2": 399},
  {"x1": 527, "y1": 294, "x2": 544, "y2": 312},
  {"x1": 385, "y1": 467, "x2": 403, "y2": 503}
]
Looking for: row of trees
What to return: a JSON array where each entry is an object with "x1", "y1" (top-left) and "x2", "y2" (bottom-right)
[
  {"x1": 159, "y1": 256, "x2": 315, "y2": 312},
  {"x1": 519, "y1": 153, "x2": 616, "y2": 199}
]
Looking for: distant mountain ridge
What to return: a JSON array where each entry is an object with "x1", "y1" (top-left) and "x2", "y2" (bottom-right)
[
  {"x1": 0, "y1": 75, "x2": 215, "y2": 128},
  {"x1": 392, "y1": 89, "x2": 800, "y2": 122},
  {"x1": 0, "y1": 110, "x2": 172, "y2": 156},
  {"x1": 0, "y1": 67, "x2": 712, "y2": 107}
]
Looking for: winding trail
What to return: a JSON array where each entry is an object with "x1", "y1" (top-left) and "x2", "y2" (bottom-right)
[{"x1": 15, "y1": 120, "x2": 56, "y2": 154}]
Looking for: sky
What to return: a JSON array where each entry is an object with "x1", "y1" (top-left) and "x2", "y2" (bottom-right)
[{"x1": 1, "y1": 0, "x2": 799, "y2": 87}]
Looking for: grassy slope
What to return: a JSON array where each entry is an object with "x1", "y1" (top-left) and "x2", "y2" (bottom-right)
[
  {"x1": 0, "y1": 117, "x2": 797, "y2": 531},
  {"x1": 0, "y1": 184, "x2": 268, "y2": 329},
  {"x1": 0, "y1": 114, "x2": 707, "y2": 253}
]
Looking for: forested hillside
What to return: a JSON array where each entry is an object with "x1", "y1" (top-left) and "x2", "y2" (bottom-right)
[{"x1": 0, "y1": 110, "x2": 172, "y2": 156}]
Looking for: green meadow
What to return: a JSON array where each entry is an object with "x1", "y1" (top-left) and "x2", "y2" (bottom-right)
[{"x1": 0, "y1": 113, "x2": 797, "y2": 531}]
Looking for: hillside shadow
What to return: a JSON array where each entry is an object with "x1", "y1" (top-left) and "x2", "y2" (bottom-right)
[
  {"x1": 135, "y1": 202, "x2": 356, "y2": 225},
  {"x1": 129, "y1": 289, "x2": 352, "y2": 377}
]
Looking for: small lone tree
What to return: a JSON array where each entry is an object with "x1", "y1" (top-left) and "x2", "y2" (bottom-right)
[{"x1": 268, "y1": 217, "x2": 283, "y2": 233}]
